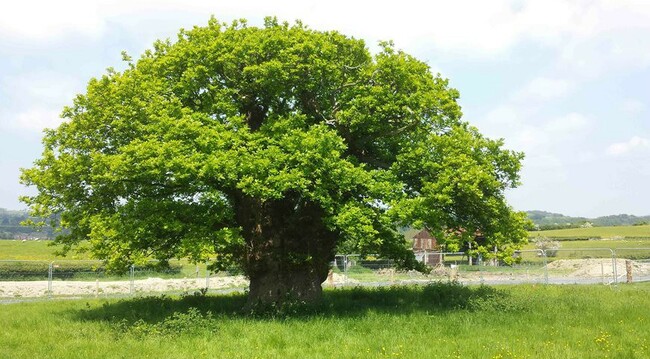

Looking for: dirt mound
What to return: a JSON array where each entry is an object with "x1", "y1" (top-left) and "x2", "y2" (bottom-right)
[
  {"x1": 323, "y1": 272, "x2": 359, "y2": 286},
  {"x1": 547, "y1": 258, "x2": 650, "y2": 277}
]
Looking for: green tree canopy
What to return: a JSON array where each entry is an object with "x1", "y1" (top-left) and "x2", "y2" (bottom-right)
[{"x1": 21, "y1": 17, "x2": 528, "y2": 304}]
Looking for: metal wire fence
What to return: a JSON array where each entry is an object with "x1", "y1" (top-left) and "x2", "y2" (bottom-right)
[
  {"x1": 2, "y1": 248, "x2": 650, "y2": 301},
  {"x1": 0, "y1": 259, "x2": 248, "y2": 300},
  {"x1": 325, "y1": 248, "x2": 650, "y2": 287}
]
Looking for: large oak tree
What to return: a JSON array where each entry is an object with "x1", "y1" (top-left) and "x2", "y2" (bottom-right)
[{"x1": 21, "y1": 18, "x2": 528, "y2": 304}]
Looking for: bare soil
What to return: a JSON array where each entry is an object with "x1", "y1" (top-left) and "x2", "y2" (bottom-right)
[
  {"x1": 1, "y1": 273, "x2": 357, "y2": 299},
  {"x1": 547, "y1": 258, "x2": 650, "y2": 277}
]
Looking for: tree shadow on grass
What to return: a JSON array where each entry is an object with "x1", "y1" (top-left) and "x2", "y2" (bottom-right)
[{"x1": 73, "y1": 282, "x2": 525, "y2": 330}]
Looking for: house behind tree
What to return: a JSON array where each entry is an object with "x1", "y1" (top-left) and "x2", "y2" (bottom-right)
[{"x1": 411, "y1": 229, "x2": 442, "y2": 266}]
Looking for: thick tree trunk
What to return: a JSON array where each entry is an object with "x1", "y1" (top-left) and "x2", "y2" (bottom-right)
[
  {"x1": 248, "y1": 263, "x2": 328, "y2": 304},
  {"x1": 234, "y1": 192, "x2": 337, "y2": 306}
]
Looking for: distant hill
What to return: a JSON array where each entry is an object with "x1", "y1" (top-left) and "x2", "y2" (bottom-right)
[
  {"x1": 0, "y1": 208, "x2": 55, "y2": 239},
  {"x1": 593, "y1": 214, "x2": 650, "y2": 227},
  {"x1": 526, "y1": 210, "x2": 650, "y2": 230},
  {"x1": 4, "y1": 206, "x2": 649, "y2": 238}
]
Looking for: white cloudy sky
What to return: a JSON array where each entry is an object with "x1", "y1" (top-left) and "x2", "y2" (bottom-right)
[{"x1": 1, "y1": 0, "x2": 649, "y2": 217}]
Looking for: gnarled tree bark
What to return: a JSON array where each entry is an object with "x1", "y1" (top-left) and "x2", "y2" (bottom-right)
[{"x1": 234, "y1": 192, "x2": 337, "y2": 305}]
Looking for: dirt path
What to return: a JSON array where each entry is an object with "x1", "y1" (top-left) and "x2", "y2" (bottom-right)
[
  {"x1": 547, "y1": 258, "x2": 650, "y2": 277},
  {"x1": 0, "y1": 272, "x2": 357, "y2": 299},
  {"x1": 0, "y1": 276, "x2": 249, "y2": 298},
  {"x1": 3, "y1": 260, "x2": 649, "y2": 300}
]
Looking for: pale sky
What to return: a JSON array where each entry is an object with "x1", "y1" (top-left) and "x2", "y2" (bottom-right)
[{"x1": 1, "y1": 0, "x2": 649, "y2": 217}]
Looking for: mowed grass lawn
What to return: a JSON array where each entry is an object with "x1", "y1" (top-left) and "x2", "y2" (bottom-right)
[{"x1": 1, "y1": 283, "x2": 649, "y2": 359}]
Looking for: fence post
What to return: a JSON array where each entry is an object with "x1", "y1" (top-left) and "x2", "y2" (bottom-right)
[
  {"x1": 343, "y1": 255, "x2": 348, "y2": 285},
  {"x1": 129, "y1": 264, "x2": 135, "y2": 296},
  {"x1": 478, "y1": 255, "x2": 484, "y2": 284},
  {"x1": 611, "y1": 249, "x2": 618, "y2": 286},
  {"x1": 48, "y1": 261, "x2": 53, "y2": 299},
  {"x1": 542, "y1": 250, "x2": 548, "y2": 284},
  {"x1": 205, "y1": 261, "x2": 210, "y2": 291},
  {"x1": 468, "y1": 242, "x2": 473, "y2": 266},
  {"x1": 626, "y1": 260, "x2": 633, "y2": 283}
]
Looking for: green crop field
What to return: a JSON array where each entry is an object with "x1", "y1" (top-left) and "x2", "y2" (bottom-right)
[
  {"x1": 0, "y1": 240, "x2": 214, "y2": 281},
  {"x1": 0, "y1": 239, "x2": 80, "y2": 260},
  {"x1": 522, "y1": 238, "x2": 650, "y2": 251},
  {"x1": 529, "y1": 225, "x2": 650, "y2": 239},
  {"x1": 1, "y1": 283, "x2": 649, "y2": 358}
]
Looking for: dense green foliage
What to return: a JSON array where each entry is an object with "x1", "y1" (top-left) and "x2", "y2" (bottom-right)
[
  {"x1": 1, "y1": 283, "x2": 649, "y2": 358},
  {"x1": 595, "y1": 214, "x2": 650, "y2": 227},
  {"x1": 21, "y1": 17, "x2": 527, "y2": 301}
]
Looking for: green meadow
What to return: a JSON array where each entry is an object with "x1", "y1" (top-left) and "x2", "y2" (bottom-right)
[
  {"x1": 3, "y1": 224, "x2": 650, "y2": 262},
  {"x1": 0, "y1": 239, "x2": 79, "y2": 260},
  {"x1": 2, "y1": 238, "x2": 649, "y2": 358},
  {"x1": 524, "y1": 239, "x2": 650, "y2": 250},
  {"x1": 0, "y1": 240, "x2": 211, "y2": 281},
  {"x1": 1, "y1": 283, "x2": 649, "y2": 359},
  {"x1": 530, "y1": 225, "x2": 650, "y2": 239},
  {"x1": 523, "y1": 226, "x2": 650, "y2": 261}
]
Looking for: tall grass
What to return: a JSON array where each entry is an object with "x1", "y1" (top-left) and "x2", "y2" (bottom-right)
[{"x1": 1, "y1": 283, "x2": 649, "y2": 358}]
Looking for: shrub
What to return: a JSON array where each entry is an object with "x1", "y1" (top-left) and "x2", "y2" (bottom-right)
[
  {"x1": 534, "y1": 236, "x2": 561, "y2": 257},
  {"x1": 114, "y1": 307, "x2": 218, "y2": 338}
]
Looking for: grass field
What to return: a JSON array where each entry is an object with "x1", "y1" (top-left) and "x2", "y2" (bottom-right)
[
  {"x1": 522, "y1": 229, "x2": 650, "y2": 261},
  {"x1": 0, "y1": 240, "x2": 214, "y2": 281},
  {"x1": 529, "y1": 225, "x2": 650, "y2": 239},
  {"x1": 522, "y1": 238, "x2": 650, "y2": 251},
  {"x1": 3, "y1": 237, "x2": 650, "y2": 279},
  {"x1": 4, "y1": 225, "x2": 650, "y2": 262},
  {"x1": 0, "y1": 239, "x2": 80, "y2": 260},
  {"x1": 1, "y1": 283, "x2": 648, "y2": 358}
]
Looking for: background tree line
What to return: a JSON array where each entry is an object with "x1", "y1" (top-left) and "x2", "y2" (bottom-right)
[
  {"x1": 0, "y1": 208, "x2": 55, "y2": 239},
  {"x1": 527, "y1": 210, "x2": 650, "y2": 230}
]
